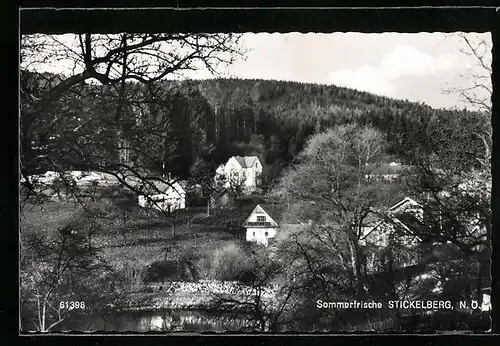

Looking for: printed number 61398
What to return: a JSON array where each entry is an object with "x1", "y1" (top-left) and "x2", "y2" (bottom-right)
[{"x1": 59, "y1": 301, "x2": 85, "y2": 310}]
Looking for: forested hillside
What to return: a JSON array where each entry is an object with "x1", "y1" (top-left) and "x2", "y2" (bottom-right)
[{"x1": 21, "y1": 72, "x2": 489, "y2": 185}]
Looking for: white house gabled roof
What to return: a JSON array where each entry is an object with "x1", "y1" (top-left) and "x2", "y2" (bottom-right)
[
  {"x1": 389, "y1": 197, "x2": 421, "y2": 212},
  {"x1": 243, "y1": 204, "x2": 281, "y2": 228},
  {"x1": 360, "y1": 197, "x2": 423, "y2": 243},
  {"x1": 230, "y1": 156, "x2": 261, "y2": 168},
  {"x1": 243, "y1": 204, "x2": 302, "y2": 228},
  {"x1": 135, "y1": 179, "x2": 186, "y2": 196}
]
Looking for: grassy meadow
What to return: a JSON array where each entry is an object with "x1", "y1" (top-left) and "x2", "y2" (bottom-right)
[{"x1": 20, "y1": 191, "x2": 265, "y2": 303}]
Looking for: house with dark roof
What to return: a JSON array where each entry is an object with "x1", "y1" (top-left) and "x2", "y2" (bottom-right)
[
  {"x1": 215, "y1": 156, "x2": 263, "y2": 193},
  {"x1": 242, "y1": 204, "x2": 302, "y2": 246}
]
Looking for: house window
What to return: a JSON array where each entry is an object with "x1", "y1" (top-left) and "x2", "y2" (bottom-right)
[
  {"x1": 265, "y1": 231, "x2": 268, "y2": 237},
  {"x1": 253, "y1": 231, "x2": 255, "y2": 237},
  {"x1": 257, "y1": 216, "x2": 266, "y2": 222}
]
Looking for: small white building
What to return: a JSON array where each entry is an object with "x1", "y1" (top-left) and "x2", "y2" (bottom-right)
[
  {"x1": 243, "y1": 204, "x2": 301, "y2": 247},
  {"x1": 137, "y1": 179, "x2": 186, "y2": 212},
  {"x1": 360, "y1": 197, "x2": 423, "y2": 248},
  {"x1": 360, "y1": 197, "x2": 424, "y2": 271},
  {"x1": 364, "y1": 162, "x2": 414, "y2": 182},
  {"x1": 215, "y1": 156, "x2": 263, "y2": 193}
]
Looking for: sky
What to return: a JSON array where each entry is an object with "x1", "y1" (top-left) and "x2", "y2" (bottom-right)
[
  {"x1": 221, "y1": 32, "x2": 492, "y2": 111},
  {"x1": 25, "y1": 32, "x2": 492, "y2": 111}
]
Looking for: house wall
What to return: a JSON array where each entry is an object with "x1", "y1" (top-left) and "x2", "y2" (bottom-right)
[
  {"x1": 245, "y1": 208, "x2": 278, "y2": 226},
  {"x1": 246, "y1": 227, "x2": 277, "y2": 246},
  {"x1": 215, "y1": 158, "x2": 263, "y2": 191},
  {"x1": 243, "y1": 167, "x2": 254, "y2": 187},
  {"x1": 138, "y1": 192, "x2": 185, "y2": 212},
  {"x1": 217, "y1": 158, "x2": 242, "y2": 189},
  {"x1": 244, "y1": 163, "x2": 261, "y2": 188},
  {"x1": 215, "y1": 165, "x2": 225, "y2": 177},
  {"x1": 360, "y1": 225, "x2": 390, "y2": 247},
  {"x1": 361, "y1": 223, "x2": 420, "y2": 249},
  {"x1": 225, "y1": 157, "x2": 241, "y2": 178}
]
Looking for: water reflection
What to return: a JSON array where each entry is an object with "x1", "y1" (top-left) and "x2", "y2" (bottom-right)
[{"x1": 49, "y1": 309, "x2": 255, "y2": 332}]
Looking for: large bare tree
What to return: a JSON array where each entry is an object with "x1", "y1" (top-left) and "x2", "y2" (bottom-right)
[
  {"x1": 20, "y1": 32, "x2": 244, "y2": 331},
  {"x1": 273, "y1": 125, "x2": 397, "y2": 298},
  {"x1": 20, "y1": 33, "x2": 244, "y2": 182},
  {"x1": 445, "y1": 32, "x2": 492, "y2": 169}
]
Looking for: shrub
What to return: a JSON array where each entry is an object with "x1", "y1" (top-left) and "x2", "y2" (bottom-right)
[
  {"x1": 178, "y1": 245, "x2": 200, "y2": 281},
  {"x1": 144, "y1": 246, "x2": 201, "y2": 283},
  {"x1": 196, "y1": 243, "x2": 256, "y2": 281},
  {"x1": 143, "y1": 260, "x2": 178, "y2": 283},
  {"x1": 119, "y1": 261, "x2": 146, "y2": 293},
  {"x1": 236, "y1": 268, "x2": 258, "y2": 284}
]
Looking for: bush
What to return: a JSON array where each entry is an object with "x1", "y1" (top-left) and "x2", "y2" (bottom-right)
[
  {"x1": 144, "y1": 246, "x2": 201, "y2": 283},
  {"x1": 178, "y1": 246, "x2": 200, "y2": 281},
  {"x1": 196, "y1": 243, "x2": 256, "y2": 281},
  {"x1": 186, "y1": 195, "x2": 207, "y2": 208},
  {"x1": 143, "y1": 260, "x2": 178, "y2": 283},
  {"x1": 120, "y1": 261, "x2": 146, "y2": 292}
]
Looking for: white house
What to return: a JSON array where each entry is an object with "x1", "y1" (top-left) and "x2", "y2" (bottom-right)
[
  {"x1": 364, "y1": 162, "x2": 414, "y2": 182},
  {"x1": 242, "y1": 204, "x2": 302, "y2": 247},
  {"x1": 136, "y1": 179, "x2": 186, "y2": 212},
  {"x1": 360, "y1": 197, "x2": 423, "y2": 248},
  {"x1": 35, "y1": 170, "x2": 61, "y2": 184},
  {"x1": 215, "y1": 156, "x2": 263, "y2": 193},
  {"x1": 360, "y1": 197, "x2": 424, "y2": 271}
]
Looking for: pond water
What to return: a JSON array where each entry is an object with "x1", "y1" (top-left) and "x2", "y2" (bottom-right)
[
  {"x1": 21, "y1": 306, "x2": 490, "y2": 332},
  {"x1": 33, "y1": 309, "x2": 258, "y2": 332}
]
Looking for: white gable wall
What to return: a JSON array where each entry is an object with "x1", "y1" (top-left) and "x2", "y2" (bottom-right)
[
  {"x1": 138, "y1": 181, "x2": 186, "y2": 212},
  {"x1": 246, "y1": 227, "x2": 277, "y2": 246},
  {"x1": 215, "y1": 164, "x2": 225, "y2": 175},
  {"x1": 225, "y1": 157, "x2": 242, "y2": 174},
  {"x1": 244, "y1": 205, "x2": 279, "y2": 226},
  {"x1": 139, "y1": 193, "x2": 185, "y2": 211},
  {"x1": 244, "y1": 205, "x2": 279, "y2": 246},
  {"x1": 215, "y1": 157, "x2": 263, "y2": 191},
  {"x1": 361, "y1": 221, "x2": 420, "y2": 248}
]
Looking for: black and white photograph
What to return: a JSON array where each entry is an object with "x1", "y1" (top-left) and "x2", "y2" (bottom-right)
[{"x1": 19, "y1": 19, "x2": 492, "y2": 333}]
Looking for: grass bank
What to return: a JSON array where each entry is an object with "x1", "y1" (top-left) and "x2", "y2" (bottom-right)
[{"x1": 20, "y1": 193, "x2": 268, "y2": 310}]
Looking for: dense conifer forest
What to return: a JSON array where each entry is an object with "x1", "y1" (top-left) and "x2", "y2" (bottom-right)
[{"x1": 21, "y1": 71, "x2": 489, "y2": 186}]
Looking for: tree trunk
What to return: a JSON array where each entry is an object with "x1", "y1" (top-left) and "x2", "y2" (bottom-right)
[
  {"x1": 116, "y1": 34, "x2": 129, "y2": 166},
  {"x1": 348, "y1": 237, "x2": 365, "y2": 298},
  {"x1": 387, "y1": 246, "x2": 402, "y2": 331},
  {"x1": 41, "y1": 300, "x2": 46, "y2": 332},
  {"x1": 20, "y1": 111, "x2": 36, "y2": 177}
]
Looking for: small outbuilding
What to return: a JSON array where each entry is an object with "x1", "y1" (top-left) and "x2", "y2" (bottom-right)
[{"x1": 137, "y1": 179, "x2": 186, "y2": 212}]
